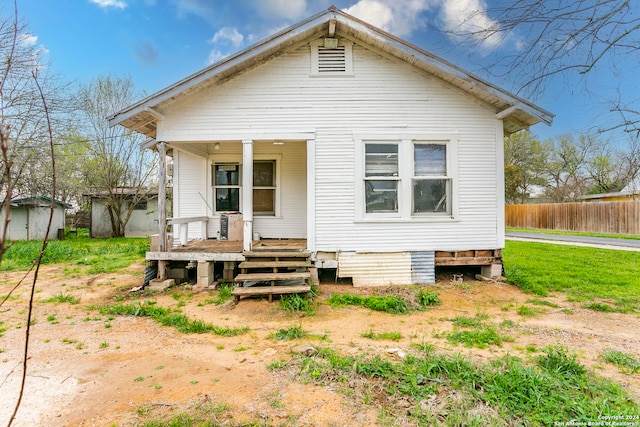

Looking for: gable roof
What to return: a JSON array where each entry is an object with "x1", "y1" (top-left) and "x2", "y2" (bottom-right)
[
  {"x1": 11, "y1": 195, "x2": 72, "y2": 209},
  {"x1": 109, "y1": 6, "x2": 553, "y2": 138}
]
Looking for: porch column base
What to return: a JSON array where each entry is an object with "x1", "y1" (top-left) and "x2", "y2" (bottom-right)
[
  {"x1": 197, "y1": 260, "x2": 214, "y2": 287},
  {"x1": 223, "y1": 261, "x2": 235, "y2": 282}
]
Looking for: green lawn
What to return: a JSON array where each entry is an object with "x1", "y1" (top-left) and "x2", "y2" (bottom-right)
[
  {"x1": 504, "y1": 240, "x2": 640, "y2": 313},
  {"x1": 0, "y1": 229, "x2": 148, "y2": 273}
]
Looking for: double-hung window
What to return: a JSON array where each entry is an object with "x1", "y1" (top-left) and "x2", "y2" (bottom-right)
[
  {"x1": 253, "y1": 160, "x2": 276, "y2": 216},
  {"x1": 214, "y1": 163, "x2": 240, "y2": 212},
  {"x1": 364, "y1": 143, "x2": 399, "y2": 213},
  {"x1": 413, "y1": 143, "x2": 450, "y2": 214}
]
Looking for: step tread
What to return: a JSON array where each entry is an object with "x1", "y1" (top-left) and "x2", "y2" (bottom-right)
[
  {"x1": 234, "y1": 272, "x2": 311, "y2": 282},
  {"x1": 243, "y1": 251, "x2": 311, "y2": 258},
  {"x1": 238, "y1": 261, "x2": 311, "y2": 269},
  {"x1": 231, "y1": 285, "x2": 311, "y2": 296}
]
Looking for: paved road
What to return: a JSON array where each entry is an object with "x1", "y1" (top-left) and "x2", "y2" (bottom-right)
[{"x1": 505, "y1": 231, "x2": 640, "y2": 252}]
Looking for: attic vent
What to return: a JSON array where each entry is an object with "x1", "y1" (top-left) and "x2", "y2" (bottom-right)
[
  {"x1": 311, "y1": 40, "x2": 353, "y2": 76},
  {"x1": 317, "y1": 46, "x2": 346, "y2": 73}
]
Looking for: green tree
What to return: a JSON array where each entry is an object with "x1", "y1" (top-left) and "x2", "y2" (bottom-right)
[
  {"x1": 504, "y1": 130, "x2": 548, "y2": 203},
  {"x1": 73, "y1": 74, "x2": 157, "y2": 237}
]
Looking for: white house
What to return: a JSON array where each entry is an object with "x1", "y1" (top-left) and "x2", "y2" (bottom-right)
[
  {"x1": 109, "y1": 7, "x2": 552, "y2": 288},
  {"x1": 2, "y1": 196, "x2": 70, "y2": 241}
]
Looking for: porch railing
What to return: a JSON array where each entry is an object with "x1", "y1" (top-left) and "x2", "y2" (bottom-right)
[{"x1": 167, "y1": 216, "x2": 208, "y2": 246}]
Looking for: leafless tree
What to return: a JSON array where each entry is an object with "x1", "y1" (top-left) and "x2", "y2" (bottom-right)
[
  {"x1": 73, "y1": 74, "x2": 157, "y2": 237},
  {"x1": 445, "y1": 0, "x2": 640, "y2": 134},
  {"x1": 0, "y1": 2, "x2": 58, "y2": 425}
]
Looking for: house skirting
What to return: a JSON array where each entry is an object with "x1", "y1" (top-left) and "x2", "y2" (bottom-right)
[{"x1": 334, "y1": 249, "x2": 502, "y2": 287}]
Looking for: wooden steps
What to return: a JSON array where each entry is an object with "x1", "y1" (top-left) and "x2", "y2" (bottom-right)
[{"x1": 232, "y1": 250, "x2": 313, "y2": 303}]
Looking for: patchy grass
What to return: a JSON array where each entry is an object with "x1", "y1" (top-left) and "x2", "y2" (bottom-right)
[
  {"x1": 204, "y1": 283, "x2": 234, "y2": 306},
  {"x1": 503, "y1": 240, "x2": 640, "y2": 313},
  {"x1": 280, "y1": 345, "x2": 637, "y2": 426},
  {"x1": 42, "y1": 292, "x2": 80, "y2": 305},
  {"x1": 279, "y1": 292, "x2": 316, "y2": 316},
  {"x1": 361, "y1": 330, "x2": 403, "y2": 342},
  {"x1": 272, "y1": 324, "x2": 307, "y2": 341},
  {"x1": 95, "y1": 301, "x2": 249, "y2": 337},
  {"x1": 327, "y1": 293, "x2": 408, "y2": 314},
  {"x1": 442, "y1": 313, "x2": 511, "y2": 348},
  {"x1": 601, "y1": 349, "x2": 640, "y2": 374}
]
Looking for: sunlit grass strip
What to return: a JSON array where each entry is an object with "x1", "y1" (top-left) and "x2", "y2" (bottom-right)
[
  {"x1": 503, "y1": 240, "x2": 640, "y2": 313},
  {"x1": 1, "y1": 234, "x2": 148, "y2": 272},
  {"x1": 96, "y1": 302, "x2": 248, "y2": 336},
  {"x1": 277, "y1": 345, "x2": 638, "y2": 425}
]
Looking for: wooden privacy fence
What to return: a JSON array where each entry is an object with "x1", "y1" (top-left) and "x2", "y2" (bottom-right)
[{"x1": 505, "y1": 201, "x2": 640, "y2": 235}]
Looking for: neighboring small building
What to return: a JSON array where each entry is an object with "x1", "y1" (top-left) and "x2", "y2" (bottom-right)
[
  {"x1": 85, "y1": 189, "x2": 162, "y2": 238},
  {"x1": 1, "y1": 196, "x2": 70, "y2": 240}
]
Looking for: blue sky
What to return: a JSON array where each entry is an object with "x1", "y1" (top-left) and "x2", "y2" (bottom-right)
[{"x1": 15, "y1": 0, "x2": 639, "y2": 142}]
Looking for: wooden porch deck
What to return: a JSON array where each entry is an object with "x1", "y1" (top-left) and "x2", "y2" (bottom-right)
[{"x1": 146, "y1": 238, "x2": 307, "y2": 262}]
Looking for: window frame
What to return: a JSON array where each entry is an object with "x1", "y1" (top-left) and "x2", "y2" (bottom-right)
[
  {"x1": 355, "y1": 134, "x2": 458, "y2": 222},
  {"x1": 210, "y1": 154, "x2": 281, "y2": 217},
  {"x1": 253, "y1": 160, "x2": 277, "y2": 216},
  {"x1": 412, "y1": 141, "x2": 451, "y2": 216},
  {"x1": 212, "y1": 162, "x2": 241, "y2": 213},
  {"x1": 363, "y1": 142, "x2": 400, "y2": 214}
]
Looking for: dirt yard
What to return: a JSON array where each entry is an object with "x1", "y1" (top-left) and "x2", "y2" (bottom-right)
[{"x1": 1, "y1": 263, "x2": 639, "y2": 426}]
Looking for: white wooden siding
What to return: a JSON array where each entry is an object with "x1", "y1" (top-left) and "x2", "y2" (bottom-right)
[
  {"x1": 160, "y1": 41, "x2": 502, "y2": 251},
  {"x1": 173, "y1": 149, "x2": 208, "y2": 240},
  {"x1": 253, "y1": 141, "x2": 307, "y2": 239}
]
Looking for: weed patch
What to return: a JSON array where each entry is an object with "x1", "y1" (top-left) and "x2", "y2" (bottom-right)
[
  {"x1": 361, "y1": 330, "x2": 402, "y2": 342},
  {"x1": 279, "y1": 293, "x2": 316, "y2": 315},
  {"x1": 443, "y1": 313, "x2": 511, "y2": 348},
  {"x1": 327, "y1": 293, "x2": 408, "y2": 314},
  {"x1": 95, "y1": 301, "x2": 248, "y2": 336},
  {"x1": 42, "y1": 292, "x2": 80, "y2": 305},
  {"x1": 272, "y1": 324, "x2": 307, "y2": 341},
  {"x1": 602, "y1": 349, "x2": 640, "y2": 374}
]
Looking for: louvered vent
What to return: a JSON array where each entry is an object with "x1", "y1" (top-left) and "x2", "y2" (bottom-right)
[{"x1": 317, "y1": 46, "x2": 346, "y2": 73}]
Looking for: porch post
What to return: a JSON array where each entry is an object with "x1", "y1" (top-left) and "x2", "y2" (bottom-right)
[
  {"x1": 242, "y1": 139, "x2": 253, "y2": 252},
  {"x1": 157, "y1": 141, "x2": 168, "y2": 280}
]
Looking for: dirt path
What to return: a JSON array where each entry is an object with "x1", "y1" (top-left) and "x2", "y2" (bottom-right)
[{"x1": 1, "y1": 265, "x2": 639, "y2": 426}]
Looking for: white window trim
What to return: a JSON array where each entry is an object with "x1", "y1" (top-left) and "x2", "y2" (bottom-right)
[
  {"x1": 355, "y1": 134, "x2": 459, "y2": 222},
  {"x1": 310, "y1": 39, "x2": 354, "y2": 76},
  {"x1": 210, "y1": 154, "x2": 282, "y2": 217}
]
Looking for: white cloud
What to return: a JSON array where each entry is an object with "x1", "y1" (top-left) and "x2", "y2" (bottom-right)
[
  {"x1": 89, "y1": 0, "x2": 128, "y2": 9},
  {"x1": 207, "y1": 50, "x2": 226, "y2": 65},
  {"x1": 211, "y1": 27, "x2": 244, "y2": 48},
  {"x1": 343, "y1": 0, "x2": 435, "y2": 37},
  {"x1": 254, "y1": 0, "x2": 307, "y2": 21},
  {"x1": 207, "y1": 27, "x2": 246, "y2": 65},
  {"x1": 19, "y1": 33, "x2": 38, "y2": 47},
  {"x1": 439, "y1": 0, "x2": 502, "y2": 49}
]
